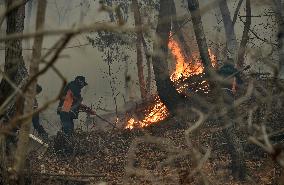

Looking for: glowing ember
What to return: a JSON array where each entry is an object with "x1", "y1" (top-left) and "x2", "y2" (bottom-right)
[
  {"x1": 125, "y1": 33, "x2": 217, "y2": 130},
  {"x1": 125, "y1": 118, "x2": 135, "y2": 130}
]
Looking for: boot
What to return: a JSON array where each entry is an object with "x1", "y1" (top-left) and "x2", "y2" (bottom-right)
[{"x1": 38, "y1": 125, "x2": 48, "y2": 142}]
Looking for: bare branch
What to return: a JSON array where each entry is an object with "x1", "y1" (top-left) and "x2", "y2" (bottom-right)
[
  {"x1": 0, "y1": 23, "x2": 149, "y2": 42},
  {"x1": 232, "y1": 0, "x2": 244, "y2": 26}
]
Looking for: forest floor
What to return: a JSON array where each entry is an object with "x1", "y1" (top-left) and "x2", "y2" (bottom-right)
[
  {"x1": 29, "y1": 78, "x2": 284, "y2": 185},
  {"x1": 29, "y1": 119, "x2": 282, "y2": 185}
]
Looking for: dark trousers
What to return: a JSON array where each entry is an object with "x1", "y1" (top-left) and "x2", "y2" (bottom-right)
[
  {"x1": 32, "y1": 112, "x2": 47, "y2": 136},
  {"x1": 59, "y1": 112, "x2": 74, "y2": 136},
  {"x1": 221, "y1": 88, "x2": 246, "y2": 179}
]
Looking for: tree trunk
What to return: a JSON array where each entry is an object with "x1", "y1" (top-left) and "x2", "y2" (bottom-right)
[
  {"x1": 187, "y1": 0, "x2": 247, "y2": 180},
  {"x1": 219, "y1": 0, "x2": 238, "y2": 62},
  {"x1": 187, "y1": 0, "x2": 214, "y2": 75},
  {"x1": 171, "y1": 4, "x2": 192, "y2": 60},
  {"x1": 172, "y1": 20, "x2": 192, "y2": 61},
  {"x1": 0, "y1": 0, "x2": 27, "y2": 183},
  {"x1": 281, "y1": 1, "x2": 284, "y2": 77},
  {"x1": 141, "y1": 36, "x2": 152, "y2": 95},
  {"x1": 222, "y1": 119, "x2": 246, "y2": 180},
  {"x1": 132, "y1": 0, "x2": 147, "y2": 100},
  {"x1": 0, "y1": 134, "x2": 7, "y2": 184},
  {"x1": 25, "y1": 0, "x2": 34, "y2": 49},
  {"x1": 152, "y1": 0, "x2": 184, "y2": 114},
  {"x1": 12, "y1": 0, "x2": 47, "y2": 181},
  {"x1": 219, "y1": 86, "x2": 247, "y2": 181},
  {"x1": 106, "y1": 0, "x2": 115, "y2": 22},
  {"x1": 237, "y1": 0, "x2": 251, "y2": 68},
  {"x1": 0, "y1": 0, "x2": 27, "y2": 105},
  {"x1": 273, "y1": 0, "x2": 284, "y2": 76},
  {"x1": 232, "y1": 0, "x2": 244, "y2": 26}
]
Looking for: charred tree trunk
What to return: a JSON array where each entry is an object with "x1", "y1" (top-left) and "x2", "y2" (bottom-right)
[
  {"x1": 132, "y1": 0, "x2": 147, "y2": 100},
  {"x1": 152, "y1": 0, "x2": 184, "y2": 114},
  {"x1": 237, "y1": 0, "x2": 251, "y2": 68},
  {"x1": 219, "y1": 0, "x2": 238, "y2": 62},
  {"x1": 172, "y1": 22, "x2": 192, "y2": 61},
  {"x1": 187, "y1": 0, "x2": 214, "y2": 75},
  {"x1": 172, "y1": 4, "x2": 192, "y2": 60}
]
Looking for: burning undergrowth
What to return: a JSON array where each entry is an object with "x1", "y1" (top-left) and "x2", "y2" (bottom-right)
[
  {"x1": 125, "y1": 34, "x2": 217, "y2": 130},
  {"x1": 125, "y1": 96, "x2": 170, "y2": 130}
]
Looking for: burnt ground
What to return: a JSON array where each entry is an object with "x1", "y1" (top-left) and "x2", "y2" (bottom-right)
[{"x1": 28, "y1": 78, "x2": 284, "y2": 185}]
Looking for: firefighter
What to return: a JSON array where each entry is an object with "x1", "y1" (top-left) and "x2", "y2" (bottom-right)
[
  {"x1": 217, "y1": 61, "x2": 243, "y2": 95},
  {"x1": 217, "y1": 60, "x2": 247, "y2": 180},
  {"x1": 32, "y1": 84, "x2": 48, "y2": 141},
  {"x1": 57, "y1": 75, "x2": 88, "y2": 136}
]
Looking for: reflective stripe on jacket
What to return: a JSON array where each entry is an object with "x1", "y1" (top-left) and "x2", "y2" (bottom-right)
[{"x1": 62, "y1": 90, "x2": 74, "y2": 112}]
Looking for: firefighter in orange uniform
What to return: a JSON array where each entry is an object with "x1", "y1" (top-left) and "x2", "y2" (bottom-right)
[{"x1": 57, "y1": 76, "x2": 88, "y2": 136}]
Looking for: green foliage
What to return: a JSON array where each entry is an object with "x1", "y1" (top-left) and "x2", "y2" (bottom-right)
[{"x1": 87, "y1": 31, "x2": 133, "y2": 63}]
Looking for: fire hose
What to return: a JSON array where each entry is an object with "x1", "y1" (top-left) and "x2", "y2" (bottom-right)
[
  {"x1": 29, "y1": 134, "x2": 48, "y2": 147},
  {"x1": 80, "y1": 104, "x2": 117, "y2": 128}
]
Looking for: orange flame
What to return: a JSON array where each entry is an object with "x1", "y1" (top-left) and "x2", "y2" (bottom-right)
[
  {"x1": 125, "y1": 34, "x2": 217, "y2": 130},
  {"x1": 168, "y1": 34, "x2": 217, "y2": 82},
  {"x1": 125, "y1": 118, "x2": 135, "y2": 130},
  {"x1": 125, "y1": 97, "x2": 169, "y2": 129},
  {"x1": 141, "y1": 98, "x2": 169, "y2": 126},
  {"x1": 168, "y1": 36, "x2": 203, "y2": 81}
]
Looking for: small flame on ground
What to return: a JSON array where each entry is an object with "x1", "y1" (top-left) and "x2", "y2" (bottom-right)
[
  {"x1": 125, "y1": 118, "x2": 135, "y2": 130},
  {"x1": 125, "y1": 97, "x2": 169, "y2": 129},
  {"x1": 126, "y1": 33, "x2": 217, "y2": 130}
]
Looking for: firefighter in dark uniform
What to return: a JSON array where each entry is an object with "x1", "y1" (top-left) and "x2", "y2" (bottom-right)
[
  {"x1": 32, "y1": 84, "x2": 48, "y2": 140},
  {"x1": 217, "y1": 60, "x2": 247, "y2": 180},
  {"x1": 217, "y1": 61, "x2": 243, "y2": 99},
  {"x1": 57, "y1": 76, "x2": 88, "y2": 136}
]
